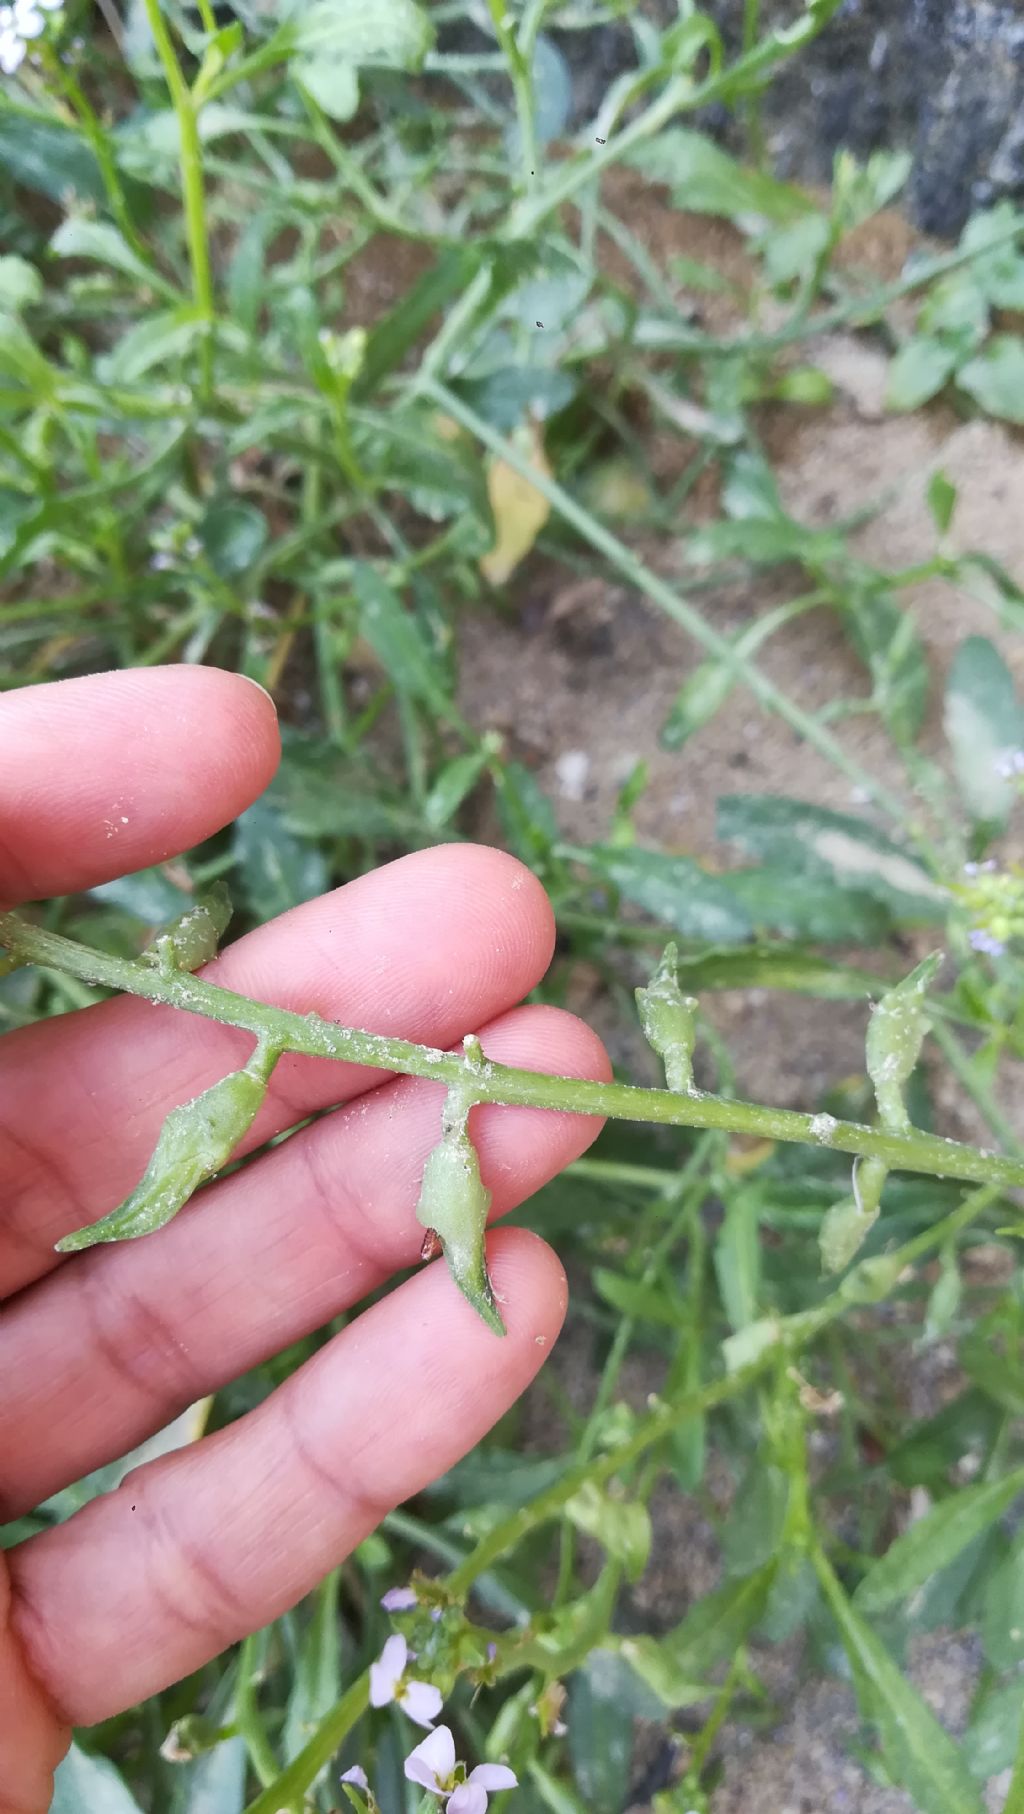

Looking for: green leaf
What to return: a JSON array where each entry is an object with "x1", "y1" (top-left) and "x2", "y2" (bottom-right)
[
  {"x1": 0, "y1": 255, "x2": 42, "y2": 311},
  {"x1": 52, "y1": 1745, "x2": 145, "y2": 1814},
  {"x1": 625, "y1": 128, "x2": 812, "y2": 224},
  {"x1": 293, "y1": 0, "x2": 434, "y2": 120},
  {"x1": 40, "y1": 1400, "x2": 211, "y2": 1519},
  {"x1": 759, "y1": 212, "x2": 832, "y2": 288},
  {"x1": 199, "y1": 500, "x2": 269, "y2": 577},
  {"x1": 716, "y1": 795, "x2": 946, "y2": 921},
  {"x1": 816, "y1": 1551, "x2": 984, "y2": 1813},
  {"x1": 715, "y1": 1185, "x2": 761, "y2": 1331},
  {"x1": 0, "y1": 117, "x2": 105, "y2": 206},
  {"x1": 587, "y1": 845, "x2": 753, "y2": 945},
  {"x1": 959, "y1": 335, "x2": 1024, "y2": 423},
  {"x1": 283, "y1": 1574, "x2": 341, "y2": 1763},
  {"x1": 565, "y1": 1481, "x2": 651, "y2": 1580},
  {"x1": 928, "y1": 469, "x2": 958, "y2": 535},
  {"x1": 594, "y1": 1268, "x2": 679, "y2": 1325},
  {"x1": 358, "y1": 247, "x2": 478, "y2": 395},
  {"x1": 495, "y1": 761, "x2": 557, "y2": 867},
  {"x1": 982, "y1": 1524, "x2": 1024, "y2": 1670},
  {"x1": 178, "y1": 1738, "x2": 247, "y2": 1814},
  {"x1": 843, "y1": 586, "x2": 930, "y2": 743},
  {"x1": 722, "y1": 866, "x2": 890, "y2": 942},
  {"x1": 232, "y1": 800, "x2": 329, "y2": 919},
  {"x1": 887, "y1": 336, "x2": 958, "y2": 411},
  {"x1": 621, "y1": 1566, "x2": 775, "y2": 1707},
  {"x1": 90, "y1": 865, "x2": 193, "y2": 923},
  {"x1": 423, "y1": 745, "x2": 493, "y2": 831},
  {"x1": 721, "y1": 1463, "x2": 788, "y2": 1576},
  {"x1": 855, "y1": 1466, "x2": 1024, "y2": 1614},
  {"x1": 963, "y1": 1677, "x2": 1024, "y2": 1781},
  {"x1": 568, "y1": 1651, "x2": 639, "y2": 1814},
  {"x1": 944, "y1": 635, "x2": 1024, "y2": 830},
  {"x1": 351, "y1": 562, "x2": 452, "y2": 715},
  {"x1": 50, "y1": 218, "x2": 177, "y2": 300},
  {"x1": 96, "y1": 306, "x2": 205, "y2": 384},
  {"x1": 0, "y1": 313, "x2": 55, "y2": 396}
]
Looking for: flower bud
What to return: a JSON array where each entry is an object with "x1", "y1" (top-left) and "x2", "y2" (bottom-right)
[
  {"x1": 57, "y1": 1041, "x2": 278, "y2": 1251},
  {"x1": 416, "y1": 1116, "x2": 504, "y2": 1337},
  {"x1": 819, "y1": 1155, "x2": 888, "y2": 1274},
  {"x1": 636, "y1": 942, "x2": 699, "y2": 1093},
  {"x1": 865, "y1": 953, "x2": 942, "y2": 1132},
  {"x1": 143, "y1": 882, "x2": 232, "y2": 975}
]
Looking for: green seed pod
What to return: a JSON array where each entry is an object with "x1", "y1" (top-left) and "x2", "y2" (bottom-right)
[
  {"x1": 143, "y1": 882, "x2": 232, "y2": 976},
  {"x1": 636, "y1": 942, "x2": 699, "y2": 1094},
  {"x1": 416, "y1": 1112, "x2": 504, "y2": 1337},
  {"x1": 56, "y1": 1040, "x2": 278, "y2": 1252},
  {"x1": 819, "y1": 1155, "x2": 888, "y2": 1274},
  {"x1": 865, "y1": 952, "x2": 943, "y2": 1132}
]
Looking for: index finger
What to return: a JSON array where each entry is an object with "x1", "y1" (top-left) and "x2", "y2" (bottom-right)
[{"x1": 0, "y1": 666, "x2": 280, "y2": 904}]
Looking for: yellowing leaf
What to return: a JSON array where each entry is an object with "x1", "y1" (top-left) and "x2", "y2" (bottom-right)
[{"x1": 480, "y1": 421, "x2": 551, "y2": 585}]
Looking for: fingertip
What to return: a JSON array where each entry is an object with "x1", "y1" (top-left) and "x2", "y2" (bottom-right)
[{"x1": 486, "y1": 1226, "x2": 569, "y2": 1347}]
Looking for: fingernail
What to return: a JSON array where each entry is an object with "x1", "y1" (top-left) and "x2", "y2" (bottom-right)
[{"x1": 237, "y1": 673, "x2": 277, "y2": 710}]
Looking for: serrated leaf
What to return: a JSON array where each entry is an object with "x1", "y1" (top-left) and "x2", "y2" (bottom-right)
[
  {"x1": 716, "y1": 795, "x2": 946, "y2": 921},
  {"x1": 944, "y1": 635, "x2": 1023, "y2": 829},
  {"x1": 855, "y1": 1466, "x2": 1024, "y2": 1614},
  {"x1": 816, "y1": 1551, "x2": 984, "y2": 1813},
  {"x1": 625, "y1": 128, "x2": 811, "y2": 224}
]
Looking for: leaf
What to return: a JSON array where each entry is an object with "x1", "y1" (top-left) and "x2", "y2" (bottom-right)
[
  {"x1": 944, "y1": 635, "x2": 1024, "y2": 830},
  {"x1": 480, "y1": 420, "x2": 552, "y2": 585},
  {"x1": 715, "y1": 1186, "x2": 761, "y2": 1332},
  {"x1": 716, "y1": 795, "x2": 946, "y2": 921},
  {"x1": 816, "y1": 1551, "x2": 984, "y2": 1814},
  {"x1": 0, "y1": 313, "x2": 55, "y2": 396},
  {"x1": 96, "y1": 306, "x2": 205, "y2": 384},
  {"x1": 495, "y1": 762, "x2": 558, "y2": 867},
  {"x1": 621, "y1": 1567, "x2": 775, "y2": 1708},
  {"x1": 959, "y1": 335, "x2": 1024, "y2": 423},
  {"x1": 887, "y1": 336, "x2": 958, "y2": 411},
  {"x1": 625, "y1": 128, "x2": 812, "y2": 224},
  {"x1": 568, "y1": 1651, "x2": 639, "y2": 1814},
  {"x1": 928, "y1": 469, "x2": 958, "y2": 535},
  {"x1": 50, "y1": 218, "x2": 176, "y2": 300},
  {"x1": 594, "y1": 1268, "x2": 679, "y2": 1325},
  {"x1": 293, "y1": 0, "x2": 434, "y2": 120},
  {"x1": 358, "y1": 247, "x2": 478, "y2": 395},
  {"x1": 51, "y1": 1745, "x2": 145, "y2": 1814},
  {"x1": 40, "y1": 1400, "x2": 212, "y2": 1519},
  {"x1": 90, "y1": 865, "x2": 193, "y2": 923},
  {"x1": 232, "y1": 799, "x2": 328, "y2": 919},
  {"x1": 722, "y1": 866, "x2": 890, "y2": 942},
  {"x1": 855, "y1": 1466, "x2": 1024, "y2": 1614},
  {"x1": 424, "y1": 746, "x2": 493, "y2": 831},
  {"x1": 587, "y1": 845, "x2": 753, "y2": 945},
  {"x1": 982, "y1": 1523, "x2": 1024, "y2": 1670},
  {"x1": 351, "y1": 562, "x2": 452, "y2": 714},
  {"x1": 565, "y1": 1481, "x2": 651, "y2": 1580},
  {"x1": 178, "y1": 1738, "x2": 247, "y2": 1814},
  {"x1": 675, "y1": 947, "x2": 882, "y2": 999},
  {"x1": 199, "y1": 500, "x2": 269, "y2": 577},
  {"x1": 720, "y1": 1463, "x2": 788, "y2": 1576},
  {"x1": 0, "y1": 116, "x2": 105, "y2": 206},
  {"x1": 843, "y1": 586, "x2": 930, "y2": 743},
  {"x1": 0, "y1": 255, "x2": 41, "y2": 311},
  {"x1": 283, "y1": 1574, "x2": 341, "y2": 1763},
  {"x1": 963, "y1": 1678, "x2": 1024, "y2": 1781},
  {"x1": 759, "y1": 213, "x2": 832, "y2": 288}
]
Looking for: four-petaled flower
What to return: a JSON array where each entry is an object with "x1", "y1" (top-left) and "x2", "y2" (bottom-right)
[
  {"x1": 404, "y1": 1725, "x2": 517, "y2": 1813},
  {"x1": 369, "y1": 1634, "x2": 442, "y2": 1729},
  {"x1": 0, "y1": 0, "x2": 60, "y2": 75}
]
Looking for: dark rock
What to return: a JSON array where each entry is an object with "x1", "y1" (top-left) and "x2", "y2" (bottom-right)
[{"x1": 541, "y1": 0, "x2": 1024, "y2": 239}]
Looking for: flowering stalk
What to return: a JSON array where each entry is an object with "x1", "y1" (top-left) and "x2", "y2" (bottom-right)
[{"x1": 3, "y1": 910, "x2": 1024, "y2": 1193}]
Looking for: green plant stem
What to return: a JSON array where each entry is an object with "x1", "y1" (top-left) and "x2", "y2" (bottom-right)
[
  {"x1": 142, "y1": 0, "x2": 215, "y2": 399},
  {"x1": 486, "y1": 0, "x2": 537, "y2": 192},
  {"x1": 423, "y1": 380, "x2": 908, "y2": 823},
  {"x1": 243, "y1": 1184, "x2": 997, "y2": 1814},
  {"x1": 1004, "y1": 1702, "x2": 1024, "y2": 1814},
  {"x1": 235, "y1": 1634, "x2": 279, "y2": 1789},
  {"x1": 2, "y1": 913, "x2": 1021, "y2": 1190}
]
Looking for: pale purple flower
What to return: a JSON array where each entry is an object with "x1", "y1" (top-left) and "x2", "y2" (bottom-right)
[
  {"x1": 381, "y1": 1586, "x2": 418, "y2": 1612},
  {"x1": 369, "y1": 1634, "x2": 442, "y2": 1729},
  {"x1": 996, "y1": 748, "x2": 1024, "y2": 780},
  {"x1": 404, "y1": 1726, "x2": 517, "y2": 1811},
  {"x1": 970, "y1": 928, "x2": 1006, "y2": 956},
  {"x1": 340, "y1": 1765, "x2": 369, "y2": 1789}
]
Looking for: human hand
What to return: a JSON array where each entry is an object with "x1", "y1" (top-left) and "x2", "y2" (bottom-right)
[{"x1": 0, "y1": 666, "x2": 609, "y2": 1814}]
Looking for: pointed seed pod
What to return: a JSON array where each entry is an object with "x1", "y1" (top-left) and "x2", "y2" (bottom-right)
[
  {"x1": 143, "y1": 882, "x2": 232, "y2": 976},
  {"x1": 636, "y1": 942, "x2": 699, "y2": 1094},
  {"x1": 866, "y1": 952, "x2": 943, "y2": 1132},
  {"x1": 416, "y1": 1101, "x2": 504, "y2": 1337},
  {"x1": 57, "y1": 1039, "x2": 279, "y2": 1252},
  {"x1": 819, "y1": 1155, "x2": 888, "y2": 1274}
]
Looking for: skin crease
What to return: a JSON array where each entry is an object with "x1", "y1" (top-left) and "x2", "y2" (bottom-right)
[{"x1": 0, "y1": 667, "x2": 610, "y2": 1813}]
